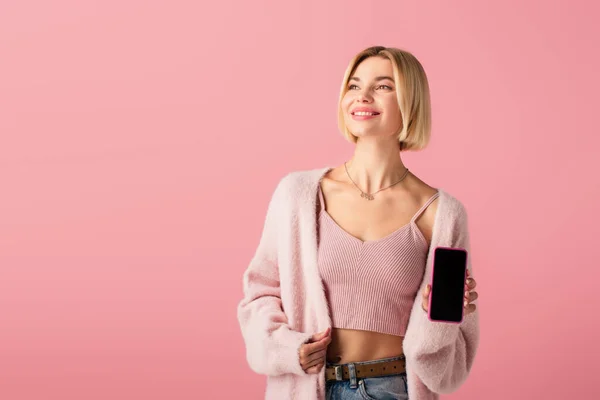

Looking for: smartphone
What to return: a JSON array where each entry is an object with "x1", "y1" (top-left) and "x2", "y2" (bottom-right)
[{"x1": 428, "y1": 246, "x2": 468, "y2": 323}]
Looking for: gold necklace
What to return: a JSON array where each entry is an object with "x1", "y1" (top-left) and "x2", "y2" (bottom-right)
[{"x1": 344, "y1": 161, "x2": 409, "y2": 201}]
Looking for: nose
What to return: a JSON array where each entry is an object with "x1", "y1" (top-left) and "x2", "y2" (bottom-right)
[{"x1": 356, "y1": 89, "x2": 373, "y2": 103}]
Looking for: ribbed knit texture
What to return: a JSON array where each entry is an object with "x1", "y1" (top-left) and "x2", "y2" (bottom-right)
[
  {"x1": 237, "y1": 166, "x2": 480, "y2": 400},
  {"x1": 317, "y1": 185, "x2": 440, "y2": 336}
]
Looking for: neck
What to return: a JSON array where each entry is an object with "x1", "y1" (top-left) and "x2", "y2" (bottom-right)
[{"x1": 346, "y1": 137, "x2": 407, "y2": 193}]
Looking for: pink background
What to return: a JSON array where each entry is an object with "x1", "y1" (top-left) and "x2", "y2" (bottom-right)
[{"x1": 1, "y1": 1, "x2": 598, "y2": 399}]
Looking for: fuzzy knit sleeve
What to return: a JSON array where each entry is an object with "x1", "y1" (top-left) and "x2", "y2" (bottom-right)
[
  {"x1": 236, "y1": 176, "x2": 314, "y2": 377},
  {"x1": 402, "y1": 199, "x2": 480, "y2": 394}
]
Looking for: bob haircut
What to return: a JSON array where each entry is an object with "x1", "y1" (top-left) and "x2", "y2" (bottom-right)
[{"x1": 337, "y1": 46, "x2": 432, "y2": 151}]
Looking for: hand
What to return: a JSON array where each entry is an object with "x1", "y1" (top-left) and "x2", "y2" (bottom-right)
[
  {"x1": 421, "y1": 269, "x2": 478, "y2": 316},
  {"x1": 299, "y1": 327, "x2": 332, "y2": 374}
]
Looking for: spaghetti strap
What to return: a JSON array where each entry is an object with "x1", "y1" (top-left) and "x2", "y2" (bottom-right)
[
  {"x1": 317, "y1": 183, "x2": 326, "y2": 211},
  {"x1": 410, "y1": 191, "x2": 440, "y2": 223}
]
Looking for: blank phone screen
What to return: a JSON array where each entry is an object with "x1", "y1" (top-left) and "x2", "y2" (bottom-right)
[{"x1": 429, "y1": 247, "x2": 468, "y2": 323}]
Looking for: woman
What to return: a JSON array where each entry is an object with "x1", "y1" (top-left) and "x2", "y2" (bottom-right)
[{"x1": 237, "y1": 46, "x2": 480, "y2": 400}]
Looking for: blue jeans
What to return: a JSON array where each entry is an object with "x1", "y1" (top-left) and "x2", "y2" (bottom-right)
[{"x1": 325, "y1": 355, "x2": 408, "y2": 400}]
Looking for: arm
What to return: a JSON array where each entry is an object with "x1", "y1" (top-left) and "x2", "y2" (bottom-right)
[
  {"x1": 403, "y1": 202, "x2": 480, "y2": 394},
  {"x1": 236, "y1": 176, "x2": 313, "y2": 376}
]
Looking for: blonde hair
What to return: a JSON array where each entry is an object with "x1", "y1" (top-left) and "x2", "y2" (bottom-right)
[{"x1": 337, "y1": 46, "x2": 432, "y2": 151}]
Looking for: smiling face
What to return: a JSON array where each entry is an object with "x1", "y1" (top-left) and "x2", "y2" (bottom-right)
[{"x1": 341, "y1": 56, "x2": 403, "y2": 141}]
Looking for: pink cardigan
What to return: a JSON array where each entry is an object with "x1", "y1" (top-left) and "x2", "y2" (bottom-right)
[{"x1": 237, "y1": 166, "x2": 480, "y2": 400}]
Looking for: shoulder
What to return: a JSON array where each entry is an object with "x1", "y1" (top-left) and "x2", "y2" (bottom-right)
[
  {"x1": 435, "y1": 189, "x2": 470, "y2": 234},
  {"x1": 437, "y1": 189, "x2": 468, "y2": 218},
  {"x1": 270, "y1": 166, "x2": 332, "y2": 204},
  {"x1": 274, "y1": 166, "x2": 331, "y2": 196}
]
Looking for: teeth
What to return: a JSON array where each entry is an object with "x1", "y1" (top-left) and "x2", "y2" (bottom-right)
[{"x1": 354, "y1": 111, "x2": 377, "y2": 116}]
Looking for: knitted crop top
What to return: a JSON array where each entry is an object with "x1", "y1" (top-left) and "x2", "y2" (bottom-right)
[{"x1": 316, "y1": 184, "x2": 439, "y2": 337}]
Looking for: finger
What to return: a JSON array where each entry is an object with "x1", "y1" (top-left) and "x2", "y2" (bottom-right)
[
  {"x1": 299, "y1": 344, "x2": 320, "y2": 361},
  {"x1": 464, "y1": 303, "x2": 477, "y2": 315},
  {"x1": 299, "y1": 343, "x2": 321, "y2": 362},
  {"x1": 465, "y1": 291, "x2": 478, "y2": 302},
  {"x1": 303, "y1": 355, "x2": 325, "y2": 370},
  {"x1": 302, "y1": 336, "x2": 331, "y2": 357},
  {"x1": 313, "y1": 327, "x2": 332, "y2": 341},
  {"x1": 310, "y1": 327, "x2": 331, "y2": 342},
  {"x1": 315, "y1": 333, "x2": 332, "y2": 348},
  {"x1": 422, "y1": 284, "x2": 431, "y2": 299},
  {"x1": 309, "y1": 361, "x2": 325, "y2": 374},
  {"x1": 317, "y1": 362, "x2": 325, "y2": 373},
  {"x1": 302, "y1": 349, "x2": 326, "y2": 366},
  {"x1": 307, "y1": 333, "x2": 331, "y2": 349},
  {"x1": 421, "y1": 285, "x2": 431, "y2": 312},
  {"x1": 305, "y1": 361, "x2": 324, "y2": 374},
  {"x1": 465, "y1": 277, "x2": 476, "y2": 290}
]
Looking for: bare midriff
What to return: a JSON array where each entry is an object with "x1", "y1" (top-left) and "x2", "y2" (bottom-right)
[{"x1": 326, "y1": 327, "x2": 404, "y2": 364}]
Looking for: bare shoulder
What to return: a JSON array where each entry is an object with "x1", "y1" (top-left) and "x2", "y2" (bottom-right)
[
  {"x1": 407, "y1": 172, "x2": 440, "y2": 246},
  {"x1": 319, "y1": 165, "x2": 350, "y2": 198}
]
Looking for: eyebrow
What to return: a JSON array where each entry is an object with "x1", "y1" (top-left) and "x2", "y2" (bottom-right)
[{"x1": 349, "y1": 76, "x2": 395, "y2": 83}]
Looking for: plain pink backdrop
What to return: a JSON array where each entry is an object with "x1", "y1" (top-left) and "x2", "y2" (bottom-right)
[{"x1": 1, "y1": 0, "x2": 599, "y2": 399}]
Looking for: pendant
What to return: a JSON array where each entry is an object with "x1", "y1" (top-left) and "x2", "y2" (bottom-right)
[{"x1": 361, "y1": 192, "x2": 375, "y2": 201}]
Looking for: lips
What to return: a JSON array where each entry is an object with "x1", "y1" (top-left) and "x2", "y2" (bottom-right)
[
  {"x1": 350, "y1": 108, "x2": 380, "y2": 115},
  {"x1": 352, "y1": 111, "x2": 380, "y2": 115}
]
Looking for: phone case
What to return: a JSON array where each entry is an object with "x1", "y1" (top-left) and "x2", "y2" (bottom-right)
[{"x1": 427, "y1": 246, "x2": 468, "y2": 324}]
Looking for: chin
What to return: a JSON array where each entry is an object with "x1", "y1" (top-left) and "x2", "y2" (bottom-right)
[
  {"x1": 351, "y1": 130, "x2": 386, "y2": 139},
  {"x1": 349, "y1": 126, "x2": 375, "y2": 135}
]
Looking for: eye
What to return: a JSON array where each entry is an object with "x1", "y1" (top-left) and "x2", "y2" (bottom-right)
[
  {"x1": 377, "y1": 85, "x2": 393, "y2": 90},
  {"x1": 348, "y1": 84, "x2": 359, "y2": 90}
]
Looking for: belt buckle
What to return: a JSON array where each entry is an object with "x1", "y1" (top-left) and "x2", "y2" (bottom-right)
[{"x1": 334, "y1": 365, "x2": 343, "y2": 381}]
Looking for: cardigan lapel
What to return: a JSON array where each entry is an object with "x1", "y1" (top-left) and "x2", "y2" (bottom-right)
[{"x1": 296, "y1": 167, "x2": 334, "y2": 332}]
